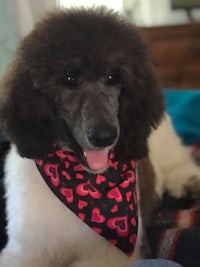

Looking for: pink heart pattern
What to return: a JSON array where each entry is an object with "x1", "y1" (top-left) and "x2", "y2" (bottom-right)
[
  {"x1": 107, "y1": 187, "x2": 122, "y2": 202},
  {"x1": 91, "y1": 208, "x2": 105, "y2": 223},
  {"x1": 60, "y1": 188, "x2": 73, "y2": 203},
  {"x1": 78, "y1": 199, "x2": 88, "y2": 209},
  {"x1": 43, "y1": 163, "x2": 60, "y2": 187},
  {"x1": 107, "y1": 216, "x2": 129, "y2": 237},
  {"x1": 35, "y1": 145, "x2": 138, "y2": 256}
]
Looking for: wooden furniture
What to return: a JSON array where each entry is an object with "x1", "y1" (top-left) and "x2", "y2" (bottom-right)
[{"x1": 140, "y1": 23, "x2": 200, "y2": 88}]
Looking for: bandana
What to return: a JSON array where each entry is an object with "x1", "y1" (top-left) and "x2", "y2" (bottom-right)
[{"x1": 35, "y1": 146, "x2": 138, "y2": 256}]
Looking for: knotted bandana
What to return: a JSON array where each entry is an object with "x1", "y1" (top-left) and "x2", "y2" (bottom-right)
[{"x1": 35, "y1": 146, "x2": 138, "y2": 255}]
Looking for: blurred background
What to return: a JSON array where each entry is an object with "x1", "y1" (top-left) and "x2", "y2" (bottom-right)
[{"x1": 1, "y1": 0, "x2": 200, "y2": 78}]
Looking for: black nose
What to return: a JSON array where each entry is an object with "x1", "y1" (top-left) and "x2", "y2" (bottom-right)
[{"x1": 88, "y1": 124, "x2": 118, "y2": 148}]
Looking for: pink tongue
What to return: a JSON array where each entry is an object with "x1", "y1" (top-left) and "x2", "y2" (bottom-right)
[{"x1": 84, "y1": 150, "x2": 108, "y2": 171}]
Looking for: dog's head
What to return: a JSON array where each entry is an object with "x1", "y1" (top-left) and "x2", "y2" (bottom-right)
[{"x1": 0, "y1": 8, "x2": 164, "y2": 172}]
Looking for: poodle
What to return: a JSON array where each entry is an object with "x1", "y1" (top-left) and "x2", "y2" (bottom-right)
[{"x1": 0, "y1": 7, "x2": 165, "y2": 267}]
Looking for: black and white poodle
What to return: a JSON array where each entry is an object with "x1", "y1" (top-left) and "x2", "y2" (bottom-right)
[{"x1": 2, "y1": 7, "x2": 198, "y2": 267}]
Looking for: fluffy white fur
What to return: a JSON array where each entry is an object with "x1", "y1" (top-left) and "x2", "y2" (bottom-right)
[
  {"x1": 148, "y1": 114, "x2": 200, "y2": 198},
  {"x1": 0, "y1": 145, "x2": 143, "y2": 267}
]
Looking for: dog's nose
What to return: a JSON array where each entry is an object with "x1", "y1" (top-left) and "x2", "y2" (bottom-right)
[{"x1": 88, "y1": 124, "x2": 118, "y2": 148}]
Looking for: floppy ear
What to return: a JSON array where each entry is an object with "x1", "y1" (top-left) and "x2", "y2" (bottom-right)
[
  {"x1": 0, "y1": 61, "x2": 57, "y2": 158},
  {"x1": 116, "y1": 61, "x2": 164, "y2": 160}
]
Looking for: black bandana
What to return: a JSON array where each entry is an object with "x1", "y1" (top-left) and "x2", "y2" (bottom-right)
[{"x1": 35, "y1": 145, "x2": 138, "y2": 255}]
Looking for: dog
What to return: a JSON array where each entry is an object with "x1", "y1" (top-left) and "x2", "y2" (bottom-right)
[{"x1": 0, "y1": 7, "x2": 165, "y2": 267}]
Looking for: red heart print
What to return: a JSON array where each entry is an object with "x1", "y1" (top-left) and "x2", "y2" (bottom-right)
[
  {"x1": 65, "y1": 161, "x2": 70, "y2": 169},
  {"x1": 108, "y1": 182, "x2": 116, "y2": 188},
  {"x1": 78, "y1": 213, "x2": 85, "y2": 220},
  {"x1": 131, "y1": 217, "x2": 137, "y2": 226},
  {"x1": 35, "y1": 159, "x2": 43, "y2": 166},
  {"x1": 44, "y1": 163, "x2": 60, "y2": 187},
  {"x1": 60, "y1": 188, "x2": 73, "y2": 203},
  {"x1": 107, "y1": 216, "x2": 129, "y2": 237},
  {"x1": 109, "y1": 152, "x2": 115, "y2": 159},
  {"x1": 107, "y1": 187, "x2": 122, "y2": 203},
  {"x1": 96, "y1": 175, "x2": 106, "y2": 185},
  {"x1": 78, "y1": 200, "x2": 88, "y2": 209},
  {"x1": 109, "y1": 239, "x2": 118, "y2": 245},
  {"x1": 109, "y1": 160, "x2": 118, "y2": 169},
  {"x1": 92, "y1": 227, "x2": 102, "y2": 234},
  {"x1": 47, "y1": 153, "x2": 54, "y2": 157},
  {"x1": 74, "y1": 165, "x2": 84, "y2": 171},
  {"x1": 76, "y1": 173, "x2": 84, "y2": 179},
  {"x1": 91, "y1": 208, "x2": 105, "y2": 223},
  {"x1": 126, "y1": 191, "x2": 132, "y2": 202},
  {"x1": 129, "y1": 234, "x2": 137, "y2": 245},
  {"x1": 120, "y1": 170, "x2": 135, "y2": 188},
  {"x1": 111, "y1": 205, "x2": 118, "y2": 213},
  {"x1": 76, "y1": 181, "x2": 102, "y2": 199},
  {"x1": 55, "y1": 149, "x2": 67, "y2": 159},
  {"x1": 66, "y1": 154, "x2": 77, "y2": 162},
  {"x1": 129, "y1": 204, "x2": 134, "y2": 211},
  {"x1": 130, "y1": 160, "x2": 136, "y2": 168},
  {"x1": 61, "y1": 170, "x2": 71, "y2": 180}
]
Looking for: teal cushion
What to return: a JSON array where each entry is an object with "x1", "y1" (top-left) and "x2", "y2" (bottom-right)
[{"x1": 164, "y1": 89, "x2": 200, "y2": 145}]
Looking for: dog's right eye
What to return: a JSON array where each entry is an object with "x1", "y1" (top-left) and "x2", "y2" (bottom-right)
[{"x1": 63, "y1": 69, "x2": 79, "y2": 87}]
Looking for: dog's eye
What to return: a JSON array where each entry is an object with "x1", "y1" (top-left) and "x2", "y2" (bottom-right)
[
  {"x1": 64, "y1": 75, "x2": 76, "y2": 86},
  {"x1": 106, "y1": 71, "x2": 121, "y2": 86},
  {"x1": 63, "y1": 69, "x2": 79, "y2": 87}
]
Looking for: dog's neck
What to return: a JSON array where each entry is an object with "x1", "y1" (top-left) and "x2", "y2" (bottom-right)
[{"x1": 35, "y1": 145, "x2": 138, "y2": 256}]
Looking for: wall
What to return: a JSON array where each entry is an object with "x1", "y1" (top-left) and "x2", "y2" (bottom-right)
[
  {"x1": 123, "y1": 0, "x2": 200, "y2": 26},
  {"x1": 0, "y1": 0, "x2": 57, "y2": 77},
  {"x1": 0, "y1": 0, "x2": 19, "y2": 77}
]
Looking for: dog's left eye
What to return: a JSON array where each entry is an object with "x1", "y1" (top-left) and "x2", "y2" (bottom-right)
[{"x1": 106, "y1": 71, "x2": 121, "y2": 86}]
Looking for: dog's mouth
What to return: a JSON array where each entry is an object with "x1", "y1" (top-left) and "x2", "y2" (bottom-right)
[
  {"x1": 58, "y1": 119, "x2": 116, "y2": 173},
  {"x1": 83, "y1": 148, "x2": 110, "y2": 173}
]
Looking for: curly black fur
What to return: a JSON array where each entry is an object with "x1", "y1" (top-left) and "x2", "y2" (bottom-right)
[{"x1": 0, "y1": 7, "x2": 164, "y2": 161}]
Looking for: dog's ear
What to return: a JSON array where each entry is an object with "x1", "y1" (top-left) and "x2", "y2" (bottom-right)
[
  {"x1": 0, "y1": 60, "x2": 57, "y2": 158},
  {"x1": 116, "y1": 57, "x2": 164, "y2": 160}
]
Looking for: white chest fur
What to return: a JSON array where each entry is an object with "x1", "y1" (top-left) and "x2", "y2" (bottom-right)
[{"x1": 0, "y1": 145, "x2": 143, "y2": 267}]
